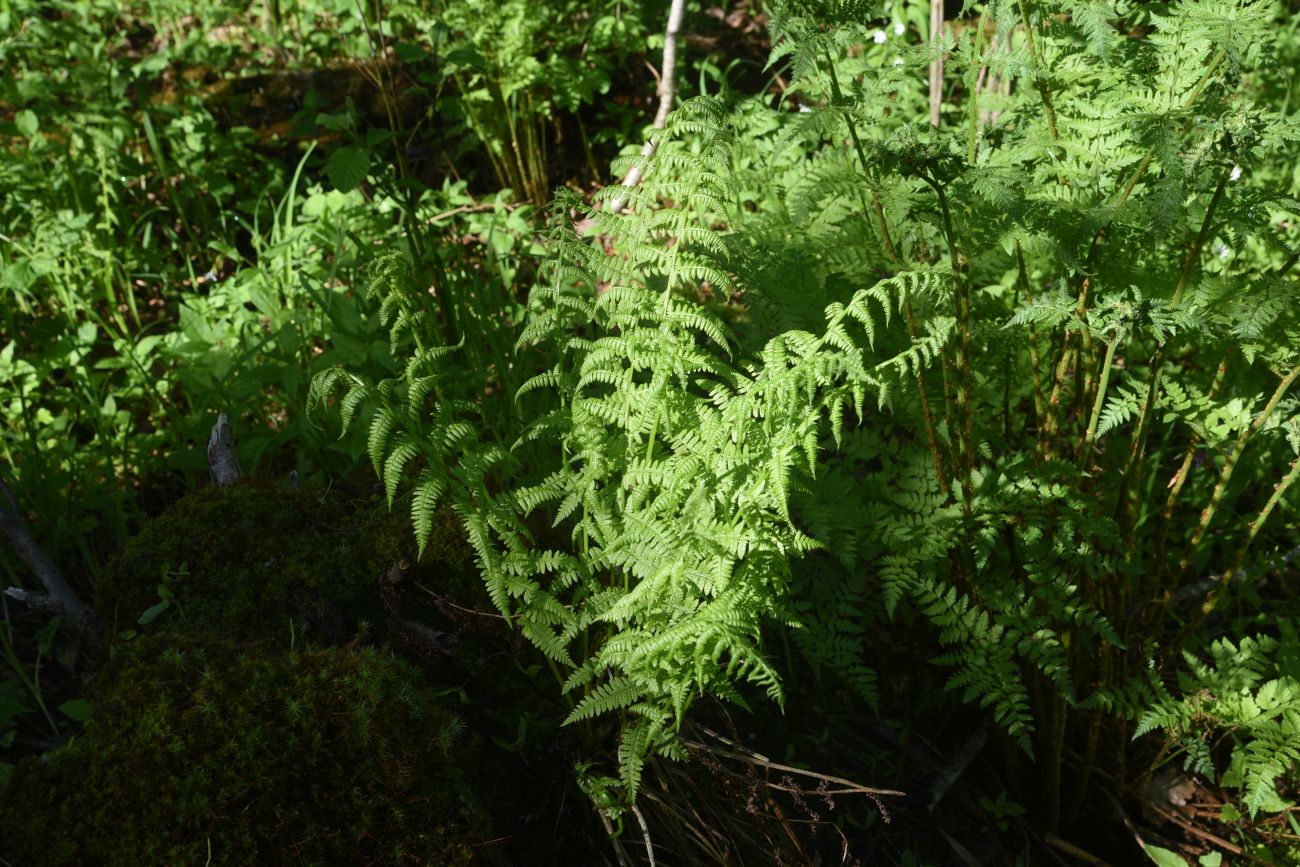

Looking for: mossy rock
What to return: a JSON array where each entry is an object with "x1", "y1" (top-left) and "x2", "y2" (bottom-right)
[
  {"x1": 96, "y1": 481, "x2": 415, "y2": 645},
  {"x1": 0, "y1": 633, "x2": 490, "y2": 865}
]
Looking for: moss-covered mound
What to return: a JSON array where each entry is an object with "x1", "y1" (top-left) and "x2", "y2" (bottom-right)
[
  {"x1": 0, "y1": 633, "x2": 489, "y2": 865},
  {"x1": 96, "y1": 481, "x2": 412, "y2": 644}
]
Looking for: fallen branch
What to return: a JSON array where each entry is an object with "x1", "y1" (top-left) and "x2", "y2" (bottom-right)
[
  {"x1": 607, "y1": 0, "x2": 687, "y2": 213},
  {"x1": 683, "y1": 727, "x2": 905, "y2": 801},
  {"x1": 1043, "y1": 833, "x2": 1110, "y2": 867},
  {"x1": 0, "y1": 474, "x2": 102, "y2": 641},
  {"x1": 1102, "y1": 789, "x2": 1263, "y2": 867},
  {"x1": 1141, "y1": 799, "x2": 1258, "y2": 864}
]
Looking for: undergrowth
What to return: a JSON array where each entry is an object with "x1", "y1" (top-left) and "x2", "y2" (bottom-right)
[
  {"x1": 6, "y1": 0, "x2": 1300, "y2": 862},
  {"x1": 318, "y1": 0, "x2": 1300, "y2": 850}
]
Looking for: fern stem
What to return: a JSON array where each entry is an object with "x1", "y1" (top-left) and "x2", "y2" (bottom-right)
[
  {"x1": 1039, "y1": 686, "x2": 1068, "y2": 831},
  {"x1": 1040, "y1": 320, "x2": 1078, "y2": 460},
  {"x1": 1042, "y1": 145, "x2": 1155, "y2": 456},
  {"x1": 1171, "y1": 165, "x2": 1232, "y2": 308},
  {"x1": 1169, "y1": 451, "x2": 1300, "y2": 659},
  {"x1": 1112, "y1": 165, "x2": 1232, "y2": 543},
  {"x1": 938, "y1": 350, "x2": 962, "y2": 495},
  {"x1": 1276, "y1": 249, "x2": 1299, "y2": 279},
  {"x1": 1077, "y1": 334, "x2": 1120, "y2": 478},
  {"x1": 1185, "y1": 49, "x2": 1226, "y2": 107},
  {"x1": 1017, "y1": 0, "x2": 1059, "y2": 143},
  {"x1": 1152, "y1": 344, "x2": 1233, "y2": 580},
  {"x1": 643, "y1": 409, "x2": 660, "y2": 468},
  {"x1": 1115, "y1": 164, "x2": 1235, "y2": 532},
  {"x1": 1015, "y1": 243, "x2": 1047, "y2": 430},
  {"x1": 1168, "y1": 364, "x2": 1300, "y2": 591},
  {"x1": 1067, "y1": 710, "x2": 1103, "y2": 825},
  {"x1": 906, "y1": 301, "x2": 949, "y2": 496},
  {"x1": 1208, "y1": 452, "x2": 1300, "y2": 610},
  {"x1": 927, "y1": 178, "x2": 976, "y2": 511},
  {"x1": 1111, "y1": 350, "x2": 1162, "y2": 532},
  {"x1": 1255, "y1": 488, "x2": 1300, "y2": 579},
  {"x1": 631, "y1": 801, "x2": 656, "y2": 867},
  {"x1": 824, "y1": 57, "x2": 902, "y2": 264},
  {"x1": 1077, "y1": 329, "x2": 1096, "y2": 447}
]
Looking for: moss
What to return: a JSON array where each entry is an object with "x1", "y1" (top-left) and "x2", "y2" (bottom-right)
[
  {"x1": 0, "y1": 633, "x2": 490, "y2": 865},
  {"x1": 96, "y1": 481, "x2": 413, "y2": 645},
  {"x1": 96, "y1": 480, "x2": 493, "y2": 651}
]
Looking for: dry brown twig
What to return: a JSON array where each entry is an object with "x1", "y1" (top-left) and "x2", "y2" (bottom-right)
[{"x1": 684, "y1": 726, "x2": 905, "y2": 802}]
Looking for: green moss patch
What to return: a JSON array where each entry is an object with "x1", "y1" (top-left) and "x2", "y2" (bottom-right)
[
  {"x1": 96, "y1": 481, "x2": 411, "y2": 645},
  {"x1": 0, "y1": 633, "x2": 488, "y2": 865}
]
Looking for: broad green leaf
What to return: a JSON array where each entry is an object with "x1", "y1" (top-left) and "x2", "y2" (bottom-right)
[
  {"x1": 1144, "y1": 844, "x2": 1189, "y2": 867},
  {"x1": 326, "y1": 147, "x2": 370, "y2": 192},
  {"x1": 138, "y1": 599, "x2": 172, "y2": 625},
  {"x1": 15, "y1": 109, "x2": 38, "y2": 138},
  {"x1": 58, "y1": 698, "x2": 92, "y2": 723}
]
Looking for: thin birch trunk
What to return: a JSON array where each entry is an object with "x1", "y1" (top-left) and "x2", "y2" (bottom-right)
[
  {"x1": 929, "y1": 0, "x2": 944, "y2": 127},
  {"x1": 608, "y1": 0, "x2": 687, "y2": 213}
]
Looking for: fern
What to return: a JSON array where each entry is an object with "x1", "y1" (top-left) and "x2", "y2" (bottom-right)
[
  {"x1": 314, "y1": 0, "x2": 1300, "y2": 826},
  {"x1": 1137, "y1": 636, "x2": 1300, "y2": 816}
]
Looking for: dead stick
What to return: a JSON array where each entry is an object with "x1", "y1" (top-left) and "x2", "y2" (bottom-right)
[
  {"x1": 680, "y1": 740, "x2": 905, "y2": 798},
  {"x1": 0, "y1": 474, "x2": 101, "y2": 641},
  {"x1": 207, "y1": 412, "x2": 241, "y2": 487},
  {"x1": 1043, "y1": 833, "x2": 1112, "y2": 866}
]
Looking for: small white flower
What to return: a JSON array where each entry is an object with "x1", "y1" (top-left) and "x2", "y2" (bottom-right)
[
  {"x1": 893, "y1": 57, "x2": 905, "y2": 67},
  {"x1": 894, "y1": 22, "x2": 906, "y2": 35},
  {"x1": 1230, "y1": 165, "x2": 1243, "y2": 182},
  {"x1": 873, "y1": 29, "x2": 887, "y2": 44},
  {"x1": 1215, "y1": 242, "x2": 1231, "y2": 260}
]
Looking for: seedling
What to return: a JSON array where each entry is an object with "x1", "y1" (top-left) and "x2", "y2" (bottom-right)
[{"x1": 138, "y1": 562, "x2": 189, "y2": 626}]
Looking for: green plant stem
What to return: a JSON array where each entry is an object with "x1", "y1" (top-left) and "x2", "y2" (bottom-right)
[
  {"x1": 1113, "y1": 163, "x2": 1234, "y2": 532},
  {"x1": 905, "y1": 302, "x2": 949, "y2": 496},
  {"x1": 1017, "y1": 0, "x2": 1059, "y2": 143},
  {"x1": 0, "y1": 626, "x2": 58, "y2": 738},
  {"x1": 824, "y1": 57, "x2": 901, "y2": 264},
  {"x1": 1171, "y1": 166, "x2": 1232, "y2": 308},
  {"x1": 826, "y1": 52, "x2": 949, "y2": 500},
  {"x1": 1212, "y1": 453, "x2": 1300, "y2": 604},
  {"x1": 1077, "y1": 334, "x2": 1120, "y2": 478},
  {"x1": 1168, "y1": 364, "x2": 1300, "y2": 592},
  {"x1": 926, "y1": 177, "x2": 975, "y2": 518},
  {"x1": 1151, "y1": 344, "x2": 1233, "y2": 582},
  {"x1": 1015, "y1": 243, "x2": 1047, "y2": 429},
  {"x1": 1043, "y1": 690, "x2": 1067, "y2": 831},
  {"x1": 1040, "y1": 325, "x2": 1079, "y2": 460},
  {"x1": 1168, "y1": 449, "x2": 1300, "y2": 658},
  {"x1": 139, "y1": 112, "x2": 195, "y2": 249},
  {"x1": 1042, "y1": 142, "x2": 1160, "y2": 457}
]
